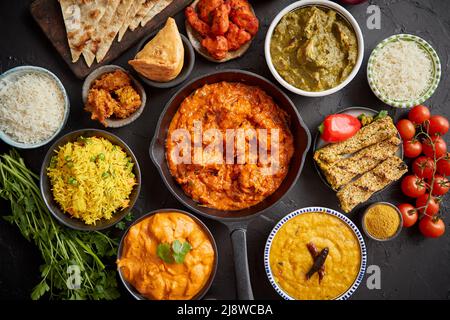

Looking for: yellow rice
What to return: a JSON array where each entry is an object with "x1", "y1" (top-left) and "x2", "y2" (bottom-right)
[{"x1": 47, "y1": 136, "x2": 136, "y2": 225}]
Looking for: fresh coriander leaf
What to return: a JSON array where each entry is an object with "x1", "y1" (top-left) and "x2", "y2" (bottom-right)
[
  {"x1": 157, "y1": 243, "x2": 174, "y2": 263},
  {"x1": 172, "y1": 240, "x2": 192, "y2": 264},
  {"x1": 124, "y1": 212, "x2": 134, "y2": 222},
  {"x1": 31, "y1": 281, "x2": 49, "y2": 300},
  {"x1": 115, "y1": 221, "x2": 126, "y2": 231},
  {"x1": 374, "y1": 110, "x2": 388, "y2": 121},
  {"x1": 172, "y1": 239, "x2": 182, "y2": 254}
]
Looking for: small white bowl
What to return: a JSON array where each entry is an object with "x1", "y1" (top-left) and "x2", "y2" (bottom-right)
[
  {"x1": 264, "y1": 0, "x2": 364, "y2": 97},
  {"x1": 0, "y1": 66, "x2": 70, "y2": 149}
]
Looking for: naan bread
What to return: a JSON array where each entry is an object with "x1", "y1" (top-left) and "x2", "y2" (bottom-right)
[
  {"x1": 129, "y1": 17, "x2": 184, "y2": 82},
  {"x1": 129, "y1": 0, "x2": 156, "y2": 31},
  {"x1": 117, "y1": 0, "x2": 145, "y2": 42},
  {"x1": 95, "y1": 0, "x2": 134, "y2": 63},
  {"x1": 59, "y1": 0, "x2": 83, "y2": 62},
  {"x1": 85, "y1": 0, "x2": 120, "y2": 65},
  {"x1": 80, "y1": 0, "x2": 109, "y2": 67},
  {"x1": 59, "y1": 0, "x2": 108, "y2": 65},
  {"x1": 141, "y1": 0, "x2": 172, "y2": 27}
]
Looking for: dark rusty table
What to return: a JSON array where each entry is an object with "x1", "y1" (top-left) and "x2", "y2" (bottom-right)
[{"x1": 1, "y1": 0, "x2": 449, "y2": 300}]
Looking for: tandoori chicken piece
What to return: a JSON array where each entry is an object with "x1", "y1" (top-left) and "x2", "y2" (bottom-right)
[
  {"x1": 211, "y1": 3, "x2": 231, "y2": 35},
  {"x1": 201, "y1": 35, "x2": 228, "y2": 60},
  {"x1": 226, "y1": 22, "x2": 251, "y2": 50},
  {"x1": 230, "y1": 8, "x2": 259, "y2": 35},
  {"x1": 197, "y1": 0, "x2": 224, "y2": 23},
  {"x1": 185, "y1": 6, "x2": 211, "y2": 37}
]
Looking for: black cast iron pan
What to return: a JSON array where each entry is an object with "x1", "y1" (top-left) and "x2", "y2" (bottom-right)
[{"x1": 150, "y1": 70, "x2": 311, "y2": 299}]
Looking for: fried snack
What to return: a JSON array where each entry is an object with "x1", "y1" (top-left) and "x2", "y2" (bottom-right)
[
  {"x1": 93, "y1": 70, "x2": 131, "y2": 91},
  {"x1": 85, "y1": 89, "x2": 117, "y2": 125},
  {"x1": 114, "y1": 86, "x2": 141, "y2": 119},
  {"x1": 336, "y1": 156, "x2": 408, "y2": 213},
  {"x1": 321, "y1": 136, "x2": 401, "y2": 190}
]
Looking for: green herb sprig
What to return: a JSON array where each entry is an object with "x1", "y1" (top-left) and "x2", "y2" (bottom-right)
[
  {"x1": 157, "y1": 240, "x2": 192, "y2": 264},
  {"x1": 0, "y1": 150, "x2": 120, "y2": 300}
]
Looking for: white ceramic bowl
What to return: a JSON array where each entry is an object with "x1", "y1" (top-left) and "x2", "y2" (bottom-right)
[
  {"x1": 0, "y1": 66, "x2": 70, "y2": 149},
  {"x1": 264, "y1": 0, "x2": 364, "y2": 97},
  {"x1": 264, "y1": 207, "x2": 367, "y2": 300}
]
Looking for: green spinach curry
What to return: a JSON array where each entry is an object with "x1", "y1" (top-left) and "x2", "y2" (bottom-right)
[{"x1": 270, "y1": 6, "x2": 358, "y2": 92}]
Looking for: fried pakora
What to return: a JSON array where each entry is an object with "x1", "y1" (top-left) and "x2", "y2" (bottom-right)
[
  {"x1": 84, "y1": 70, "x2": 142, "y2": 126},
  {"x1": 114, "y1": 86, "x2": 141, "y2": 119}
]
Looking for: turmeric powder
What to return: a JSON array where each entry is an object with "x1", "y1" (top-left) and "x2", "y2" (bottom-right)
[{"x1": 364, "y1": 204, "x2": 401, "y2": 239}]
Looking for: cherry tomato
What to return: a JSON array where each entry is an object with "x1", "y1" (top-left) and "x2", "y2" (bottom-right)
[
  {"x1": 401, "y1": 175, "x2": 426, "y2": 198},
  {"x1": 437, "y1": 153, "x2": 450, "y2": 176},
  {"x1": 427, "y1": 115, "x2": 449, "y2": 136},
  {"x1": 403, "y1": 140, "x2": 422, "y2": 158},
  {"x1": 422, "y1": 136, "x2": 447, "y2": 158},
  {"x1": 397, "y1": 203, "x2": 418, "y2": 227},
  {"x1": 419, "y1": 216, "x2": 445, "y2": 238},
  {"x1": 412, "y1": 156, "x2": 435, "y2": 179},
  {"x1": 416, "y1": 193, "x2": 440, "y2": 216},
  {"x1": 319, "y1": 114, "x2": 361, "y2": 143},
  {"x1": 431, "y1": 175, "x2": 449, "y2": 196},
  {"x1": 396, "y1": 119, "x2": 416, "y2": 140},
  {"x1": 408, "y1": 105, "x2": 430, "y2": 125}
]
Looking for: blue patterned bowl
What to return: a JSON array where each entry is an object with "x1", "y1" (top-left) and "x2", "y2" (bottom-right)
[{"x1": 264, "y1": 206, "x2": 367, "y2": 300}]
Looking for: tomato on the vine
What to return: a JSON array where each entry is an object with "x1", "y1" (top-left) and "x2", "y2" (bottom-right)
[
  {"x1": 403, "y1": 140, "x2": 422, "y2": 158},
  {"x1": 412, "y1": 156, "x2": 435, "y2": 179},
  {"x1": 427, "y1": 115, "x2": 449, "y2": 136},
  {"x1": 432, "y1": 175, "x2": 449, "y2": 196},
  {"x1": 397, "y1": 203, "x2": 418, "y2": 227},
  {"x1": 419, "y1": 216, "x2": 445, "y2": 238},
  {"x1": 401, "y1": 175, "x2": 426, "y2": 198},
  {"x1": 422, "y1": 136, "x2": 447, "y2": 158},
  {"x1": 437, "y1": 153, "x2": 450, "y2": 176},
  {"x1": 416, "y1": 193, "x2": 440, "y2": 216},
  {"x1": 408, "y1": 105, "x2": 430, "y2": 125},
  {"x1": 396, "y1": 119, "x2": 416, "y2": 140}
]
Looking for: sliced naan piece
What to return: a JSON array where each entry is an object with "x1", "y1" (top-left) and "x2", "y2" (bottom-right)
[
  {"x1": 59, "y1": 0, "x2": 83, "y2": 62},
  {"x1": 117, "y1": 0, "x2": 146, "y2": 42},
  {"x1": 86, "y1": 0, "x2": 120, "y2": 64},
  {"x1": 129, "y1": 0, "x2": 157, "y2": 31},
  {"x1": 80, "y1": 0, "x2": 109, "y2": 67},
  {"x1": 95, "y1": 0, "x2": 134, "y2": 63},
  {"x1": 140, "y1": 0, "x2": 173, "y2": 27}
]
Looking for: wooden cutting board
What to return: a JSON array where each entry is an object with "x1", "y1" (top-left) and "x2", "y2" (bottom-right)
[{"x1": 30, "y1": 0, "x2": 192, "y2": 79}]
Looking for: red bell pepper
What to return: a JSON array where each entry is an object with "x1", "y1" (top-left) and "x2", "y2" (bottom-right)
[{"x1": 319, "y1": 114, "x2": 361, "y2": 143}]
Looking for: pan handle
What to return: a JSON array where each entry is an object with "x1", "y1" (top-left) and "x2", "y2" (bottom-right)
[{"x1": 230, "y1": 227, "x2": 254, "y2": 300}]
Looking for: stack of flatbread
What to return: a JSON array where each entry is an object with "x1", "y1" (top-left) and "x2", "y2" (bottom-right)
[{"x1": 59, "y1": 0, "x2": 174, "y2": 67}]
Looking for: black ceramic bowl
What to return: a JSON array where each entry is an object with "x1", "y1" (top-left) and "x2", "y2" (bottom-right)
[
  {"x1": 150, "y1": 70, "x2": 311, "y2": 221},
  {"x1": 117, "y1": 208, "x2": 218, "y2": 300},
  {"x1": 40, "y1": 129, "x2": 141, "y2": 231},
  {"x1": 131, "y1": 33, "x2": 195, "y2": 88}
]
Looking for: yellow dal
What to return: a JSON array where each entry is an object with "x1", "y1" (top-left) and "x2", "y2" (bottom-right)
[{"x1": 269, "y1": 212, "x2": 361, "y2": 300}]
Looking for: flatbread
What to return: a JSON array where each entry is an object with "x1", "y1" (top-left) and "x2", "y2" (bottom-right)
[
  {"x1": 59, "y1": 0, "x2": 83, "y2": 62},
  {"x1": 84, "y1": 0, "x2": 120, "y2": 66},
  {"x1": 129, "y1": 0, "x2": 157, "y2": 31},
  {"x1": 95, "y1": 0, "x2": 134, "y2": 63},
  {"x1": 140, "y1": 0, "x2": 172, "y2": 27},
  {"x1": 80, "y1": 0, "x2": 109, "y2": 67},
  {"x1": 117, "y1": 0, "x2": 146, "y2": 42}
]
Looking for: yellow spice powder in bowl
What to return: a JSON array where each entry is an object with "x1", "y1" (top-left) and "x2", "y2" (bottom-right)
[{"x1": 362, "y1": 202, "x2": 403, "y2": 241}]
